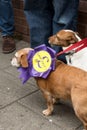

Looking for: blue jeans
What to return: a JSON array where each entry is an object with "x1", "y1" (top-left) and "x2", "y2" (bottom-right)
[
  {"x1": 0, "y1": 0, "x2": 15, "y2": 36},
  {"x1": 24, "y1": 0, "x2": 79, "y2": 63}
]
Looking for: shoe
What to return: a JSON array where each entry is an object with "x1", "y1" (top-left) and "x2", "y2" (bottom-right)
[{"x1": 2, "y1": 36, "x2": 16, "y2": 54}]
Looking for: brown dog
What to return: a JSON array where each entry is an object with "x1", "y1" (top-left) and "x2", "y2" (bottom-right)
[
  {"x1": 48, "y1": 29, "x2": 81, "y2": 47},
  {"x1": 48, "y1": 29, "x2": 87, "y2": 72},
  {"x1": 11, "y1": 48, "x2": 87, "y2": 130}
]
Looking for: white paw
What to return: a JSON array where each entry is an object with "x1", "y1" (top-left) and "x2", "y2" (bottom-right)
[{"x1": 42, "y1": 109, "x2": 51, "y2": 116}]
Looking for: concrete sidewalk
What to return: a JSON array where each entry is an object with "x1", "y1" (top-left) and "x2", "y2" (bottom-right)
[{"x1": 0, "y1": 35, "x2": 83, "y2": 130}]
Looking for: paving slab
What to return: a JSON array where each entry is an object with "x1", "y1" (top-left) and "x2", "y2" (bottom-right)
[
  {"x1": 18, "y1": 90, "x2": 83, "y2": 130},
  {"x1": 4, "y1": 66, "x2": 37, "y2": 87},
  {"x1": 0, "y1": 65, "x2": 38, "y2": 108},
  {"x1": 0, "y1": 102, "x2": 63, "y2": 130}
]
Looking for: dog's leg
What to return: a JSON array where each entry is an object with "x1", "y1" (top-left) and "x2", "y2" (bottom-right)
[
  {"x1": 71, "y1": 88, "x2": 87, "y2": 130},
  {"x1": 42, "y1": 91, "x2": 54, "y2": 116},
  {"x1": 84, "y1": 125, "x2": 87, "y2": 130},
  {"x1": 73, "y1": 104, "x2": 87, "y2": 130}
]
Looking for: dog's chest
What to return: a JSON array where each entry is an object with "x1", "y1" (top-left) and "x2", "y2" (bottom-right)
[{"x1": 65, "y1": 48, "x2": 87, "y2": 71}]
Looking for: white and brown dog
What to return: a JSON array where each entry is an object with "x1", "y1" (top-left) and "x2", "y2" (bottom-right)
[
  {"x1": 11, "y1": 47, "x2": 87, "y2": 130},
  {"x1": 49, "y1": 29, "x2": 87, "y2": 71}
]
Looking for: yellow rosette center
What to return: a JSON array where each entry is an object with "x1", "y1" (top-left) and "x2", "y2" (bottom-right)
[{"x1": 32, "y1": 50, "x2": 51, "y2": 72}]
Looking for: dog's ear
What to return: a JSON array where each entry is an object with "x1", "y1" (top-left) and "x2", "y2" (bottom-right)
[
  {"x1": 20, "y1": 54, "x2": 28, "y2": 68},
  {"x1": 66, "y1": 33, "x2": 78, "y2": 44}
]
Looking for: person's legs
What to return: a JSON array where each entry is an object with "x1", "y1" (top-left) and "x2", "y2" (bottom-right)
[
  {"x1": 52, "y1": 0, "x2": 79, "y2": 62},
  {"x1": 0, "y1": 0, "x2": 16, "y2": 53},
  {"x1": 24, "y1": 0, "x2": 53, "y2": 48},
  {"x1": 53, "y1": 0, "x2": 79, "y2": 33},
  {"x1": 0, "y1": 0, "x2": 15, "y2": 36}
]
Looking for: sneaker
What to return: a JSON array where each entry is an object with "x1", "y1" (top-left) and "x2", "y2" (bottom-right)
[{"x1": 2, "y1": 36, "x2": 16, "y2": 54}]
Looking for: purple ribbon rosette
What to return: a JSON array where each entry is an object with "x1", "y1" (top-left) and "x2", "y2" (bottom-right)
[{"x1": 18, "y1": 44, "x2": 56, "y2": 84}]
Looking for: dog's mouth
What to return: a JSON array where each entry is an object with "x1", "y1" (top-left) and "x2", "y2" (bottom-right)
[
  {"x1": 50, "y1": 44, "x2": 54, "y2": 48},
  {"x1": 50, "y1": 43, "x2": 60, "y2": 48},
  {"x1": 48, "y1": 40, "x2": 58, "y2": 47},
  {"x1": 11, "y1": 63, "x2": 20, "y2": 68}
]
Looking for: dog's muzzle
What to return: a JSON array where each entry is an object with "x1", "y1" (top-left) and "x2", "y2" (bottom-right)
[{"x1": 11, "y1": 57, "x2": 20, "y2": 67}]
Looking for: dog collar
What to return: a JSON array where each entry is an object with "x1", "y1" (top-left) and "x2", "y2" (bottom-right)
[{"x1": 18, "y1": 44, "x2": 56, "y2": 84}]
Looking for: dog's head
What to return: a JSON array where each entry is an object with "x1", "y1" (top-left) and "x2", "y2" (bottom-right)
[
  {"x1": 11, "y1": 48, "x2": 33, "y2": 68},
  {"x1": 48, "y1": 30, "x2": 81, "y2": 47}
]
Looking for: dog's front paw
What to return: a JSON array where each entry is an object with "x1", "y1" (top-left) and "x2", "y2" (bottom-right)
[{"x1": 42, "y1": 109, "x2": 52, "y2": 116}]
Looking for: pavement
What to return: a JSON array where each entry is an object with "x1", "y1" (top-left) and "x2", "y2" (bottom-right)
[{"x1": 0, "y1": 34, "x2": 84, "y2": 130}]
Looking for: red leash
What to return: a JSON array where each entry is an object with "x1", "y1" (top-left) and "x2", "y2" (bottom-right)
[{"x1": 56, "y1": 38, "x2": 87, "y2": 57}]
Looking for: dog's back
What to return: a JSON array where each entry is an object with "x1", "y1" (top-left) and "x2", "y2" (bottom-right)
[{"x1": 36, "y1": 60, "x2": 87, "y2": 100}]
